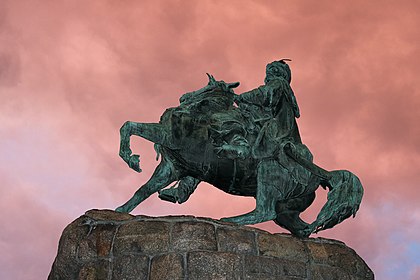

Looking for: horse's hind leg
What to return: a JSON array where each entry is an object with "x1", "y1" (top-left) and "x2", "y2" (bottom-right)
[
  {"x1": 274, "y1": 192, "x2": 315, "y2": 237},
  {"x1": 221, "y1": 159, "x2": 282, "y2": 224},
  {"x1": 116, "y1": 159, "x2": 179, "y2": 213}
]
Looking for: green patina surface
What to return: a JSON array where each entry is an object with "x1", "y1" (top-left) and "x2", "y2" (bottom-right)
[{"x1": 116, "y1": 60, "x2": 363, "y2": 238}]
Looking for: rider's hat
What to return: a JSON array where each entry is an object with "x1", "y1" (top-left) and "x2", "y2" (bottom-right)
[{"x1": 266, "y1": 59, "x2": 292, "y2": 83}]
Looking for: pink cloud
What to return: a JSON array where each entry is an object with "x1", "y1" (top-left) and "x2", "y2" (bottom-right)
[
  {"x1": 410, "y1": 267, "x2": 420, "y2": 280},
  {"x1": 0, "y1": 172, "x2": 64, "y2": 279},
  {"x1": 1, "y1": 1, "x2": 420, "y2": 279}
]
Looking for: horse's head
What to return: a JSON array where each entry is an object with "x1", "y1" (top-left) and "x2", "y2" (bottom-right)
[
  {"x1": 206, "y1": 73, "x2": 240, "y2": 91},
  {"x1": 179, "y1": 74, "x2": 240, "y2": 106}
]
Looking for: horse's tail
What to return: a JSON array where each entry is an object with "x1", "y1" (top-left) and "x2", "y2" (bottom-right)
[{"x1": 311, "y1": 170, "x2": 364, "y2": 233}]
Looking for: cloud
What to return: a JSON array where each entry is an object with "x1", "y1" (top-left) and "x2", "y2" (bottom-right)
[
  {"x1": 1, "y1": 1, "x2": 420, "y2": 279},
  {"x1": 0, "y1": 170, "x2": 64, "y2": 280},
  {"x1": 410, "y1": 266, "x2": 420, "y2": 280}
]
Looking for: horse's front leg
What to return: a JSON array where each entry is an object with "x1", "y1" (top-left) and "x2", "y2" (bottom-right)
[
  {"x1": 116, "y1": 159, "x2": 179, "y2": 213},
  {"x1": 119, "y1": 121, "x2": 170, "y2": 172},
  {"x1": 119, "y1": 121, "x2": 142, "y2": 172}
]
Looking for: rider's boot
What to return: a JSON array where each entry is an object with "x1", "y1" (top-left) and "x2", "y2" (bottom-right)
[{"x1": 158, "y1": 176, "x2": 200, "y2": 204}]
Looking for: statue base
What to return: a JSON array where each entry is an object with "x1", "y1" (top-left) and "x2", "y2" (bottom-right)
[{"x1": 48, "y1": 209, "x2": 373, "y2": 279}]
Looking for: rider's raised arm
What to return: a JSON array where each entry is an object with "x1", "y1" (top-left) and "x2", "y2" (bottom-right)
[{"x1": 234, "y1": 86, "x2": 265, "y2": 107}]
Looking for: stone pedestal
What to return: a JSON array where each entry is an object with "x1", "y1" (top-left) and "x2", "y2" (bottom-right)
[{"x1": 48, "y1": 209, "x2": 373, "y2": 279}]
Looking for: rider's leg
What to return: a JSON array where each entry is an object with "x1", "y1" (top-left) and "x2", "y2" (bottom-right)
[
  {"x1": 116, "y1": 159, "x2": 179, "y2": 213},
  {"x1": 215, "y1": 134, "x2": 251, "y2": 160},
  {"x1": 220, "y1": 159, "x2": 282, "y2": 224},
  {"x1": 213, "y1": 119, "x2": 251, "y2": 160}
]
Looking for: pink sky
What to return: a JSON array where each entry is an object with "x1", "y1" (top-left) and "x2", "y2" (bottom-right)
[{"x1": 1, "y1": 1, "x2": 420, "y2": 279}]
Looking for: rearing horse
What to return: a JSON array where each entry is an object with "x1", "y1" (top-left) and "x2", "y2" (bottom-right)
[{"x1": 116, "y1": 77, "x2": 363, "y2": 238}]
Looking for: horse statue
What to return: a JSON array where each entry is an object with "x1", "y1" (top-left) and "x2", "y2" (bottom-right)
[{"x1": 116, "y1": 61, "x2": 363, "y2": 238}]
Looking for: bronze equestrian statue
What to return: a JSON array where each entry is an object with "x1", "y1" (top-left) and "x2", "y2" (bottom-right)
[{"x1": 116, "y1": 60, "x2": 363, "y2": 238}]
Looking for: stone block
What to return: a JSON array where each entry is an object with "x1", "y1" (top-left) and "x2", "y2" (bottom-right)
[
  {"x1": 258, "y1": 232, "x2": 308, "y2": 262},
  {"x1": 49, "y1": 217, "x2": 98, "y2": 280},
  {"x1": 244, "y1": 255, "x2": 307, "y2": 279},
  {"x1": 150, "y1": 253, "x2": 184, "y2": 280},
  {"x1": 78, "y1": 224, "x2": 116, "y2": 261},
  {"x1": 305, "y1": 239, "x2": 374, "y2": 279},
  {"x1": 172, "y1": 221, "x2": 217, "y2": 251},
  {"x1": 111, "y1": 255, "x2": 149, "y2": 280},
  {"x1": 78, "y1": 259, "x2": 110, "y2": 280},
  {"x1": 217, "y1": 227, "x2": 257, "y2": 255},
  {"x1": 114, "y1": 221, "x2": 170, "y2": 255},
  {"x1": 85, "y1": 209, "x2": 134, "y2": 221},
  {"x1": 187, "y1": 251, "x2": 241, "y2": 279},
  {"x1": 310, "y1": 264, "x2": 351, "y2": 280}
]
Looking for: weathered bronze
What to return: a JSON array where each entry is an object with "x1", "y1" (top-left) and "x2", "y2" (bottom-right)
[{"x1": 116, "y1": 60, "x2": 363, "y2": 237}]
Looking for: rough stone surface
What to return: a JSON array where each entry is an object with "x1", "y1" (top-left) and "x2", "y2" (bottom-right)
[
  {"x1": 258, "y1": 232, "x2": 308, "y2": 262},
  {"x1": 172, "y1": 221, "x2": 217, "y2": 252},
  {"x1": 188, "y1": 251, "x2": 241, "y2": 279},
  {"x1": 150, "y1": 253, "x2": 184, "y2": 280},
  {"x1": 217, "y1": 227, "x2": 257, "y2": 255},
  {"x1": 114, "y1": 220, "x2": 170, "y2": 255},
  {"x1": 48, "y1": 209, "x2": 374, "y2": 280},
  {"x1": 111, "y1": 255, "x2": 149, "y2": 280}
]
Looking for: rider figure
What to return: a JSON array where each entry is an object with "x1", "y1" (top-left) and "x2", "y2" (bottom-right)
[{"x1": 216, "y1": 59, "x2": 301, "y2": 160}]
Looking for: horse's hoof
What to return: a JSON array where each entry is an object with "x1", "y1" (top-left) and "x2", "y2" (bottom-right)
[
  {"x1": 220, "y1": 217, "x2": 235, "y2": 223},
  {"x1": 294, "y1": 229, "x2": 311, "y2": 238},
  {"x1": 158, "y1": 189, "x2": 179, "y2": 203},
  {"x1": 295, "y1": 224, "x2": 316, "y2": 238},
  {"x1": 115, "y1": 206, "x2": 127, "y2": 213},
  {"x1": 128, "y1": 155, "x2": 142, "y2": 173}
]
